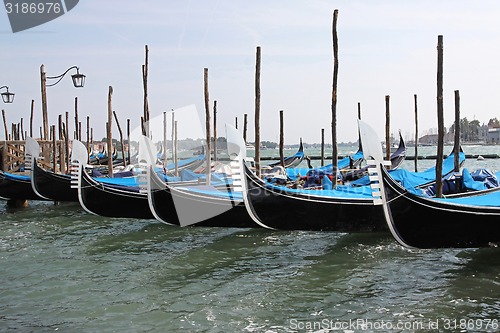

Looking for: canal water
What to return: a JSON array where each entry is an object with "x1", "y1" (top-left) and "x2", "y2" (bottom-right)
[{"x1": 1, "y1": 145, "x2": 499, "y2": 332}]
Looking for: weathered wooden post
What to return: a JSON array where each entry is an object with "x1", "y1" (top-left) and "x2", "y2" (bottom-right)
[
  {"x1": 58, "y1": 114, "x2": 65, "y2": 173},
  {"x1": 357, "y1": 102, "x2": 362, "y2": 155},
  {"x1": 279, "y1": 110, "x2": 284, "y2": 167},
  {"x1": 113, "y1": 111, "x2": 126, "y2": 167},
  {"x1": 51, "y1": 125, "x2": 56, "y2": 172},
  {"x1": 243, "y1": 113, "x2": 248, "y2": 143},
  {"x1": 235, "y1": 117, "x2": 238, "y2": 129},
  {"x1": 127, "y1": 119, "x2": 130, "y2": 164},
  {"x1": 436, "y1": 35, "x2": 444, "y2": 198},
  {"x1": 74, "y1": 97, "x2": 79, "y2": 140},
  {"x1": 414, "y1": 94, "x2": 418, "y2": 172},
  {"x1": 454, "y1": 90, "x2": 460, "y2": 172},
  {"x1": 2, "y1": 110, "x2": 8, "y2": 140},
  {"x1": 331, "y1": 9, "x2": 339, "y2": 188},
  {"x1": 174, "y1": 120, "x2": 178, "y2": 177},
  {"x1": 2, "y1": 141, "x2": 7, "y2": 171},
  {"x1": 20, "y1": 119, "x2": 24, "y2": 141},
  {"x1": 30, "y1": 100, "x2": 34, "y2": 138},
  {"x1": 321, "y1": 128, "x2": 325, "y2": 167},
  {"x1": 163, "y1": 111, "x2": 167, "y2": 166},
  {"x1": 213, "y1": 100, "x2": 217, "y2": 163},
  {"x1": 171, "y1": 111, "x2": 175, "y2": 167},
  {"x1": 86, "y1": 116, "x2": 90, "y2": 154},
  {"x1": 142, "y1": 45, "x2": 150, "y2": 136},
  {"x1": 40, "y1": 65, "x2": 49, "y2": 140},
  {"x1": 385, "y1": 95, "x2": 391, "y2": 161},
  {"x1": 255, "y1": 46, "x2": 262, "y2": 178},
  {"x1": 107, "y1": 86, "x2": 113, "y2": 177},
  {"x1": 204, "y1": 68, "x2": 211, "y2": 185},
  {"x1": 65, "y1": 112, "x2": 70, "y2": 168}
]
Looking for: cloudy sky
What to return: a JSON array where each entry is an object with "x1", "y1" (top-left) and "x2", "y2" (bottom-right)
[{"x1": 1, "y1": 0, "x2": 500, "y2": 145}]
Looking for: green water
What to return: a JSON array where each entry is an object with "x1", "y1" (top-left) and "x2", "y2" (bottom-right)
[
  {"x1": 1, "y1": 201, "x2": 499, "y2": 332},
  {"x1": 1, "y1": 145, "x2": 500, "y2": 332}
]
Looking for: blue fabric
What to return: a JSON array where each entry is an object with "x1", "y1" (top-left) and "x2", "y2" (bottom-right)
[
  {"x1": 433, "y1": 189, "x2": 500, "y2": 207},
  {"x1": 95, "y1": 176, "x2": 140, "y2": 187},
  {"x1": 4, "y1": 172, "x2": 30, "y2": 181},
  {"x1": 471, "y1": 169, "x2": 499, "y2": 189},
  {"x1": 265, "y1": 182, "x2": 375, "y2": 199},
  {"x1": 322, "y1": 174, "x2": 333, "y2": 190},
  {"x1": 462, "y1": 168, "x2": 487, "y2": 191},
  {"x1": 286, "y1": 149, "x2": 363, "y2": 180},
  {"x1": 165, "y1": 155, "x2": 204, "y2": 170},
  {"x1": 176, "y1": 186, "x2": 243, "y2": 200},
  {"x1": 352, "y1": 151, "x2": 466, "y2": 187}
]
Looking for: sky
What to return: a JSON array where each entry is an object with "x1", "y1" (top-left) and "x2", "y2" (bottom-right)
[{"x1": 1, "y1": 0, "x2": 500, "y2": 145}]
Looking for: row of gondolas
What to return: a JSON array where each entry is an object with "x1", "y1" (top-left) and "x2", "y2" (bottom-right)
[{"x1": 1, "y1": 121, "x2": 500, "y2": 249}]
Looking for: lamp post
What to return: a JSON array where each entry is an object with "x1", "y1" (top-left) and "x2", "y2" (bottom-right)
[
  {"x1": 0, "y1": 86, "x2": 15, "y2": 104},
  {"x1": 40, "y1": 64, "x2": 85, "y2": 139}
]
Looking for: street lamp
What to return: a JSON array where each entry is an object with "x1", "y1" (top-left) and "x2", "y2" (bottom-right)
[
  {"x1": 0, "y1": 86, "x2": 14, "y2": 103},
  {"x1": 46, "y1": 65, "x2": 86, "y2": 88},
  {"x1": 40, "y1": 64, "x2": 86, "y2": 140}
]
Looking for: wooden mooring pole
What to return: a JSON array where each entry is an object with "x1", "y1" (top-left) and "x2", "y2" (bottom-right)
[
  {"x1": 213, "y1": 100, "x2": 217, "y2": 163},
  {"x1": 279, "y1": 110, "x2": 284, "y2": 167},
  {"x1": 385, "y1": 95, "x2": 391, "y2": 161},
  {"x1": 454, "y1": 90, "x2": 460, "y2": 172},
  {"x1": 113, "y1": 111, "x2": 126, "y2": 167},
  {"x1": 243, "y1": 113, "x2": 248, "y2": 143},
  {"x1": 30, "y1": 100, "x2": 34, "y2": 138},
  {"x1": 255, "y1": 46, "x2": 261, "y2": 178},
  {"x1": 107, "y1": 86, "x2": 113, "y2": 177},
  {"x1": 331, "y1": 9, "x2": 339, "y2": 188},
  {"x1": 321, "y1": 128, "x2": 325, "y2": 167},
  {"x1": 142, "y1": 45, "x2": 150, "y2": 136},
  {"x1": 414, "y1": 94, "x2": 418, "y2": 172},
  {"x1": 204, "y1": 68, "x2": 211, "y2": 185},
  {"x1": 436, "y1": 35, "x2": 444, "y2": 198}
]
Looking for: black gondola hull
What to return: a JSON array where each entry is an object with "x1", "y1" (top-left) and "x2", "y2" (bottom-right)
[
  {"x1": 32, "y1": 161, "x2": 78, "y2": 202},
  {"x1": 0, "y1": 171, "x2": 45, "y2": 201},
  {"x1": 149, "y1": 170, "x2": 257, "y2": 228},
  {"x1": 78, "y1": 169, "x2": 154, "y2": 219},
  {"x1": 244, "y1": 165, "x2": 386, "y2": 232},
  {"x1": 380, "y1": 166, "x2": 500, "y2": 248}
]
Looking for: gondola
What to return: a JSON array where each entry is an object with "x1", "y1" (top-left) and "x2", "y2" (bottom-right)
[
  {"x1": 0, "y1": 170, "x2": 46, "y2": 201},
  {"x1": 0, "y1": 137, "x2": 47, "y2": 201},
  {"x1": 379, "y1": 164, "x2": 500, "y2": 248},
  {"x1": 357, "y1": 119, "x2": 500, "y2": 248},
  {"x1": 229, "y1": 125, "x2": 387, "y2": 232},
  {"x1": 89, "y1": 147, "x2": 117, "y2": 166},
  {"x1": 25, "y1": 136, "x2": 78, "y2": 202},
  {"x1": 241, "y1": 163, "x2": 386, "y2": 231},
  {"x1": 70, "y1": 140, "x2": 154, "y2": 219},
  {"x1": 340, "y1": 131, "x2": 406, "y2": 181},
  {"x1": 267, "y1": 139, "x2": 305, "y2": 168},
  {"x1": 140, "y1": 134, "x2": 260, "y2": 228},
  {"x1": 31, "y1": 160, "x2": 78, "y2": 202}
]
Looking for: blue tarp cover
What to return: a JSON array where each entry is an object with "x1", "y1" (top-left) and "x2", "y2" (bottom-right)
[
  {"x1": 264, "y1": 181, "x2": 375, "y2": 199},
  {"x1": 352, "y1": 151, "x2": 466, "y2": 187},
  {"x1": 4, "y1": 172, "x2": 30, "y2": 181},
  {"x1": 433, "y1": 188, "x2": 500, "y2": 207},
  {"x1": 286, "y1": 149, "x2": 363, "y2": 180}
]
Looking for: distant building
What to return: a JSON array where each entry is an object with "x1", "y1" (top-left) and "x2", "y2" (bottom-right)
[
  {"x1": 419, "y1": 134, "x2": 438, "y2": 145},
  {"x1": 487, "y1": 127, "x2": 500, "y2": 144},
  {"x1": 478, "y1": 124, "x2": 489, "y2": 142}
]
